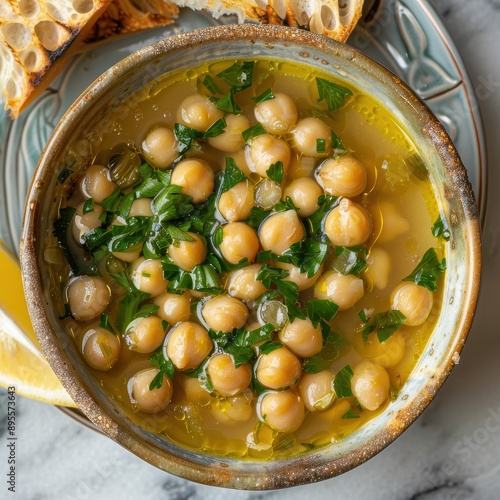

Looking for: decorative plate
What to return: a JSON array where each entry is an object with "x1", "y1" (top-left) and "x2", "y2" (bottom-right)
[{"x1": 0, "y1": 0, "x2": 487, "y2": 426}]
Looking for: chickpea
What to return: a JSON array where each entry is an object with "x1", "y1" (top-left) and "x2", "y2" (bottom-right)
[
  {"x1": 167, "y1": 232, "x2": 206, "y2": 271},
  {"x1": 125, "y1": 315, "x2": 167, "y2": 354},
  {"x1": 298, "y1": 370, "x2": 336, "y2": 411},
  {"x1": 317, "y1": 155, "x2": 367, "y2": 197},
  {"x1": 130, "y1": 368, "x2": 173, "y2": 413},
  {"x1": 129, "y1": 198, "x2": 153, "y2": 217},
  {"x1": 354, "y1": 330, "x2": 405, "y2": 368},
  {"x1": 153, "y1": 292, "x2": 191, "y2": 324},
  {"x1": 377, "y1": 201, "x2": 410, "y2": 244},
  {"x1": 67, "y1": 275, "x2": 110, "y2": 321},
  {"x1": 259, "y1": 390, "x2": 305, "y2": 433},
  {"x1": 314, "y1": 270, "x2": 364, "y2": 311},
  {"x1": 81, "y1": 327, "x2": 120, "y2": 371},
  {"x1": 180, "y1": 375, "x2": 211, "y2": 405},
  {"x1": 324, "y1": 198, "x2": 373, "y2": 247},
  {"x1": 245, "y1": 134, "x2": 291, "y2": 178},
  {"x1": 141, "y1": 127, "x2": 178, "y2": 169},
  {"x1": 165, "y1": 321, "x2": 213, "y2": 371},
  {"x1": 259, "y1": 210, "x2": 304, "y2": 255},
  {"x1": 254, "y1": 92, "x2": 298, "y2": 134},
  {"x1": 170, "y1": 159, "x2": 214, "y2": 204},
  {"x1": 256, "y1": 346, "x2": 301, "y2": 390},
  {"x1": 366, "y1": 247, "x2": 391, "y2": 290},
  {"x1": 217, "y1": 390, "x2": 254, "y2": 423},
  {"x1": 223, "y1": 149, "x2": 252, "y2": 177},
  {"x1": 207, "y1": 353, "x2": 252, "y2": 397},
  {"x1": 283, "y1": 177, "x2": 323, "y2": 217},
  {"x1": 81, "y1": 164, "x2": 117, "y2": 203},
  {"x1": 226, "y1": 264, "x2": 266, "y2": 300},
  {"x1": 278, "y1": 317, "x2": 323, "y2": 358},
  {"x1": 350, "y1": 361, "x2": 390, "y2": 411},
  {"x1": 208, "y1": 114, "x2": 250, "y2": 152},
  {"x1": 218, "y1": 180, "x2": 254, "y2": 222},
  {"x1": 130, "y1": 257, "x2": 168, "y2": 297},
  {"x1": 219, "y1": 222, "x2": 259, "y2": 265},
  {"x1": 274, "y1": 261, "x2": 322, "y2": 291},
  {"x1": 290, "y1": 117, "x2": 332, "y2": 157},
  {"x1": 391, "y1": 282, "x2": 433, "y2": 326},
  {"x1": 72, "y1": 201, "x2": 105, "y2": 244},
  {"x1": 201, "y1": 295, "x2": 249, "y2": 333},
  {"x1": 176, "y1": 94, "x2": 224, "y2": 132}
]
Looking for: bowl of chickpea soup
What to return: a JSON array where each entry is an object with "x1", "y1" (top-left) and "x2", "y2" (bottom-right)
[{"x1": 20, "y1": 24, "x2": 481, "y2": 489}]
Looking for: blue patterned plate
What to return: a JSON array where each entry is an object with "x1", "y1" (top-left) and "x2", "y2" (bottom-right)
[{"x1": 0, "y1": 0, "x2": 486, "y2": 429}]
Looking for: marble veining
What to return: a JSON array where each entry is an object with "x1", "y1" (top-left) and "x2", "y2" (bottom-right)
[{"x1": 1, "y1": 0, "x2": 500, "y2": 498}]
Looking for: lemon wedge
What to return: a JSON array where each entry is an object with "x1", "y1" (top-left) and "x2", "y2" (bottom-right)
[{"x1": 0, "y1": 241, "x2": 76, "y2": 407}]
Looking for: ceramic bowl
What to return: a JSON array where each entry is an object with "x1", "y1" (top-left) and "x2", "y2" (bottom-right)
[{"x1": 20, "y1": 24, "x2": 481, "y2": 489}]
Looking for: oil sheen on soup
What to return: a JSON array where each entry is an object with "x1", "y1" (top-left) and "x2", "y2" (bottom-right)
[{"x1": 50, "y1": 59, "x2": 447, "y2": 460}]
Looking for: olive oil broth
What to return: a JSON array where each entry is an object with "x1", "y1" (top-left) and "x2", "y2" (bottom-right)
[{"x1": 53, "y1": 58, "x2": 445, "y2": 460}]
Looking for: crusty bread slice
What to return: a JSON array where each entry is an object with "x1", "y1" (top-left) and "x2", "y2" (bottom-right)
[
  {"x1": 0, "y1": 0, "x2": 112, "y2": 118},
  {"x1": 83, "y1": 0, "x2": 178, "y2": 48},
  {"x1": 1, "y1": 0, "x2": 362, "y2": 119},
  {"x1": 0, "y1": 0, "x2": 178, "y2": 118},
  {"x1": 171, "y1": 0, "x2": 364, "y2": 42}
]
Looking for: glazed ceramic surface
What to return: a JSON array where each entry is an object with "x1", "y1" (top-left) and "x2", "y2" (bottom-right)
[{"x1": 19, "y1": 24, "x2": 481, "y2": 489}]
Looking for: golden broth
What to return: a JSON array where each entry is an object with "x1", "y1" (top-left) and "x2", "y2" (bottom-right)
[{"x1": 52, "y1": 58, "x2": 445, "y2": 460}]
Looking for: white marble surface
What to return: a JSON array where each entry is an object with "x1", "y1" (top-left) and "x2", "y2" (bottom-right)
[{"x1": 2, "y1": 0, "x2": 500, "y2": 498}]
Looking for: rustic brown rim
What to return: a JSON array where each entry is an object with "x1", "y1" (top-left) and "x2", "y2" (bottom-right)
[{"x1": 19, "y1": 24, "x2": 481, "y2": 489}]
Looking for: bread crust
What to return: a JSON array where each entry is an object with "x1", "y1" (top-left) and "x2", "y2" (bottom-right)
[{"x1": 1, "y1": 0, "x2": 362, "y2": 119}]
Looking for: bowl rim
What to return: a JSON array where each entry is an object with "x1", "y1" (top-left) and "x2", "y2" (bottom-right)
[{"x1": 19, "y1": 23, "x2": 482, "y2": 489}]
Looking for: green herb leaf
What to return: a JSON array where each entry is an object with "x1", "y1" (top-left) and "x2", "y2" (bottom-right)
[
  {"x1": 82, "y1": 198, "x2": 94, "y2": 214},
  {"x1": 403, "y1": 247, "x2": 446, "y2": 291},
  {"x1": 212, "y1": 89, "x2": 242, "y2": 114},
  {"x1": 432, "y1": 216, "x2": 451, "y2": 241},
  {"x1": 316, "y1": 138, "x2": 326, "y2": 154},
  {"x1": 333, "y1": 364, "x2": 354, "y2": 398},
  {"x1": 202, "y1": 74, "x2": 222, "y2": 95},
  {"x1": 246, "y1": 206, "x2": 271, "y2": 228},
  {"x1": 342, "y1": 408, "x2": 361, "y2": 419},
  {"x1": 166, "y1": 225, "x2": 195, "y2": 242},
  {"x1": 259, "y1": 340, "x2": 283, "y2": 355},
  {"x1": 133, "y1": 303, "x2": 160, "y2": 320},
  {"x1": 316, "y1": 77, "x2": 353, "y2": 111},
  {"x1": 307, "y1": 194, "x2": 339, "y2": 240},
  {"x1": 252, "y1": 88, "x2": 274, "y2": 103},
  {"x1": 333, "y1": 246, "x2": 368, "y2": 276},
  {"x1": 217, "y1": 61, "x2": 254, "y2": 92},
  {"x1": 306, "y1": 300, "x2": 339, "y2": 327},
  {"x1": 220, "y1": 157, "x2": 248, "y2": 193},
  {"x1": 233, "y1": 323, "x2": 275, "y2": 347},
  {"x1": 148, "y1": 347, "x2": 175, "y2": 389},
  {"x1": 242, "y1": 122, "x2": 267, "y2": 143},
  {"x1": 266, "y1": 161, "x2": 284, "y2": 184},
  {"x1": 99, "y1": 313, "x2": 117, "y2": 335},
  {"x1": 174, "y1": 123, "x2": 202, "y2": 154},
  {"x1": 202, "y1": 117, "x2": 227, "y2": 138},
  {"x1": 111, "y1": 271, "x2": 151, "y2": 332},
  {"x1": 331, "y1": 129, "x2": 346, "y2": 152},
  {"x1": 360, "y1": 309, "x2": 406, "y2": 343}
]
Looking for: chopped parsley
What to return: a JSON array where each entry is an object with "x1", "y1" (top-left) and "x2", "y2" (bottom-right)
[
  {"x1": 359, "y1": 309, "x2": 406, "y2": 343},
  {"x1": 403, "y1": 248, "x2": 446, "y2": 291},
  {"x1": 333, "y1": 365, "x2": 354, "y2": 398},
  {"x1": 148, "y1": 347, "x2": 175, "y2": 389},
  {"x1": 432, "y1": 216, "x2": 451, "y2": 241},
  {"x1": 316, "y1": 77, "x2": 353, "y2": 111}
]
